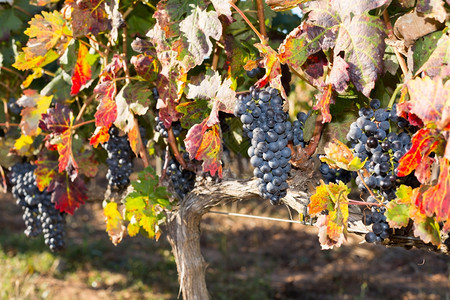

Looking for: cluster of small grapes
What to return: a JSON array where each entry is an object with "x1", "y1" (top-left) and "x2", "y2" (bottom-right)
[
  {"x1": 347, "y1": 99, "x2": 415, "y2": 243},
  {"x1": 103, "y1": 126, "x2": 134, "y2": 193},
  {"x1": 235, "y1": 86, "x2": 291, "y2": 205},
  {"x1": 246, "y1": 67, "x2": 264, "y2": 79},
  {"x1": 155, "y1": 116, "x2": 182, "y2": 138},
  {"x1": 291, "y1": 112, "x2": 307, "y2": 147},
  {"x1": 363, "y1": 208, "x2": 390, "y2": 243},
  {"x1": 9, "y1": 162, "x2": 65, "y2": 251},
  {"x1": 7, "y1": 97, "x2": 22, "y2": 115},
  {"x1": 319, "y1": 162, "x2": 353, "y2": 184},
  {"x1": 165, "y1": 153, "x2": 196, "y2": 198}
]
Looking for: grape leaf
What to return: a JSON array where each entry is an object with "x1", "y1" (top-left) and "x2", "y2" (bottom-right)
[
  {"x1": 17, "y1": 90, "x2": 53, "y2": 136},
  {"x1": 327, "y1": 56, "x2": 349, "y2": 93},
  {"x1": 114, "y1": 84, "x2": 136, "y2": 134},
  {"x1": 13, "y1": 134, "x2": 34, "y2": 156},
  {"x1": 185, "y1": 119, "x2": 223, "y2": 177},
  {"x1": 416, "y1": 158, "x2": 450, "y2": 226},
  {"x1": 127, "y1": 123, "x2": 142, "y2": 157},
  {"x1": 186, "y1": 72, "x2": 236, "y2": 126},
  {"x1": 400, "y1": 76, "x2": 450, "y2": 129},
  {"x1": 179, "y1": 5, "x2": 222, "y2": 65},
  {"x1": 333, "y1": 0, "x2": 392, "y2": 17},
  {"x1": 104, "y1": 202, "x2": 126, "y2": 245},
  {"x1": 313, "y1": 84, "x2": 335, "y2": 123},
  {"x1": 396, "y1": 128, "x2": 443, "y2": 177},
  {"x1": 76, "y1": 149, "x2": 99, "y2": 178},
  {"x1": 320, "y1": 138, "x2": 366, "y2": 171},
  {"x1": 386, "y1": 185, "x2": 441, "y2": 245},
  {"x1": 47, "y1": 173, "x2": 87, "y2": 215},
  {"x1": 223, "y1": 35, "x2": 251, "y2": 79},
  {"x1": 285, "y1": 1, "x2": 386, "y2": 96},
  {"x1": 254, "y1": 43, "x2": 288, "y2": 101},
  {"x1": 411, "y1": 31, "x2": 443, "y2": 75},
  {"x1": 70, "y1": 42, "x2": 94, "y2": 95},
  {"x1": 211, "y1": 0, "x2": 232, "y2": 16},
  {"x1": 266, "y1": 0, "x2": 308, "y2": 11},
  {"x1": 0, "y1": 8, "x2": 22, "y2": 42},
  {"x1": 34, "y1": 149, "x2": 58, "y2": 192},
  {"x1": 24, "y1": 10, "x2": 71, "y2": 56},
  {"x1": 122, "y1": 82, "x2": 153, "y2": 116},
  {"x1": 416, "y1": 0, "x2": 447, "y2": 22},
  {"x1": 124, "y1": 167, "x2": 170, "y2": 239},
  {"x1": 90, "y1": 55, "x2": 123, "y2": 146},
  {"x1": 176, "y1": 99, "x2": 210, "y2": 129},
  {"x1": 416, "y1": 33, "x2": 449, "y2": 78},
  {"x1": 309, "y1": 180, "x2": 350, "y2": 249},
  {"x1": 130, "y1": 53, "x2": 158, "y2": 82},
  {"x1": 39, "y1": 104, "x2": 78, "y2": 180},
  {"x1": 415, "y1": 156, "x2": 435, "y2": 185},
  {"x1": 68, "y1": 0, "x2": 110, "y2": 37},
  {"x1": 13, "y1": 10, "x2": 71, "y2": 71}
]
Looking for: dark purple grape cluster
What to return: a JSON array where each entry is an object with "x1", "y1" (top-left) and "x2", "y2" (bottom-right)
[
  {"x1": 9, "y1": 162, "x2": 66, "y2": 251},
  {"x1": 234, "y1": 86, "x2": 291, "y2": 205},
  {"x1": 291, "y1": 112, "x2": 306, "y2": 147},
  {"x1": 155, "y1": 116, "x2": 182, "y2": 138},
  {"x1": 319, "y1": 162, "x2": 352, "y2": 184},
  {"x1": 103, "y1": 126, "x2": 134, "y2": 193},
  {"x1": 363, "y1": 207, "x2": 391, "y2": 243},
  {"x1": 246, "y1": 67, "x2": 264, "y2": 79},
  {"x1": 8, "y1": 97, "x2": 22, "y2": 115},
  {"x1": 347, "y1": 100, "x2": 417, "y2": 243},
  {"x1": 165, "y1": 153, "x2": 196, "y2": 198}
]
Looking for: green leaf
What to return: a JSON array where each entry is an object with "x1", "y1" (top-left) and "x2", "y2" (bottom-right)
[
  {"x1": 385, "y1": 201, "x2": 410, "y2": 229},
  {"x1": 0, "y1": 9, "x2": 22, "y2": 38},
  {"x1": 176, "y1": 99, "x2": 210, "y2": 129},
  {"x1": 412, "y1": 31, "x2": 443, "y2": 75}
]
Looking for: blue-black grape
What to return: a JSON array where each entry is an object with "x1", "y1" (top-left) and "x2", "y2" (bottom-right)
[{"x1": 165, "y1": 154, "x2": 196, "y2": 199}]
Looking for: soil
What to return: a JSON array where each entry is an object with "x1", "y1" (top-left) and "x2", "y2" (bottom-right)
[{"x1": 1, "y1": 192, "x2": 449, "y2": 300}]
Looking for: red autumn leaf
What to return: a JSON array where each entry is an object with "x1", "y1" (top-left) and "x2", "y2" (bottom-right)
[
  {"x1": 90, "y1": 126, "x2": 110, "y2": 148},
  {"x1": 415, "y1": 158, "x2": 450, "y2": 225},
  {"x1": 327, "y1": 55, "x2": 349, "y2": 93},
  {"x1": 415, "y1": 156, "x2": 435, "y2": 185},
  {"x1": 397, "y1": 128, "x2": 443, "y2": 177},
  {"x1": 71, "y1": 42, "x2": 93, "y2": 95},
  {"x1": 39, "y1": 104, "x2": 78, "y2": 180},
  {"x1": 156, "y1": 72, "x2": 184, "y2": 128},
  {"x1": 313, "y1": 84, "x2": 334, "y2": 123},
  {"x1": 127, "y1": 123, "x2": 142, "y2": 156},
  {"x1": 47, "y1": 173, "x2": 88, "y2": 215},
  {"x1": 68, "y1": 0, "x2": 109, "y2": 37},
  {"x1": 185, "y1": 119, "x2": 223, "y2": 177},
  {"x1": 34, "y1": 150, "x2": 59, "y2": 192}
]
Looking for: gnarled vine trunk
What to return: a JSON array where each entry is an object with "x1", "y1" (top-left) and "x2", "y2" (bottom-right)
[{"x1": 164, "y1": 176, "x2": 449, "y2": 300}]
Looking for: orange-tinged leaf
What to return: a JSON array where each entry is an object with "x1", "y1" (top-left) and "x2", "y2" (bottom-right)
[
  {"x1": 397, "y1": 128, "x2": 443, "y2": 177},
  {"x1": 415, "y1": 156, "x2": 435, "y2": 184},
  {"x1": 94, "y1": 81, "x2": 118, "y2": 128},
  {"x1": 47, "y1": 173, "x2": 87, "y2": 214},
  {"x1": 416, "y1": 158, "x2": 450, "y2": 224},
  {"x1": 402, "y1": 76, "x2": 450, "y2": 129},
  {"x1": 24, "y1": 10, "x2": 70, "y2": 54},
  {"x1": 185, "y1": 119, "x2": 223, "y2": 177},
  {"x1": 71, "y1": 42, "x2": 93, "y2": 95},
  {"x1": 17, "y1": 90, "x2": 52, "y2": 136},
  {"x1": 127, "y1": 123, "x2": 142, "y2": 156},
  {"x1": 90, "y1": 126, "x2": 110, "y2": 148},
  {"x1": 254, "y1": 43, "x2": 288, "y2": 101},
  {"x1": 34, "y1": 150, "x2": 58, "y2": 192},
  {"x1": 320, "y1": 138, "x2": 366, "y2": 171},
  {"x1": 313, "y1": 84, "x2": 334, "y2": 123},
  {"x1": 309, "y1": 180, "x2": 350, "y2": 249},
  {"x1": 22, "y1": 68, "x2": 43, "y2": 88}
]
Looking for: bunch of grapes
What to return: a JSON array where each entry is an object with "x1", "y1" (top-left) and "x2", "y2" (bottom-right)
[
  {"x1": 155, "y1": 116, "x2": 182, "y2": 138},
  {"x1": 319, "y1": 162, "x2": 353, "y2": 184},
  {"x1": 363, "y1": 207, "x2": 390, "y2": 243},
  {"x1": 347, "y1": 100, "x2": 417, "y2": 243},
  {"x1": 7, "y1": 97, "x2": 22, "y2": 115},
  {"x1": 9, "y1": 162, "x2": 65, "y2": 251},
  {"x1": 235, "y1": 86, "x2": 291, "y2": 205},
  {"x1": 165, "y1": 153, "x2": 196, "y2": 199},
  {"x1": 291, "y1": 112, "x2": 307, "y2": 147},
  {"x1": 103, "y1": 126, "x2": 135, "y2": 193}
]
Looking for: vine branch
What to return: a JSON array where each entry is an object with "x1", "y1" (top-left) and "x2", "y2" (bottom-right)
[
  {"x1": 167, "y1": 127, "x2": 187, "y2": 170},
  {"x1": 229, "y1": 1, "x2": 266, "y2": 43},
  {"x1": 255, "y1": 0, "x2": 267, "y2": 39}
]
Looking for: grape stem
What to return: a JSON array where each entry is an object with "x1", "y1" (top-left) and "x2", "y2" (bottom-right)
[
  {"x1": 1, "y1": 66, "x2": 25, "y2": 80},
  {"x1": 160, "y1": 146, "x2": 171, "y2": 183},
  {"x1": 388, "y1": 83, "x2": 403, "y2": 109},
  {"x1": 167, "y1": 127, "x2": 188, "y2": 170},
  {"x1": 348, "y1": 199, "x2": 383, "y2": 207},
  {"x1": 356, "y1": 171, "x2": 379, "y2": 202},
  {"x1": 0, "y1": 122, "x2": 19, "y2": 127},
  {"x1": 75, "y1": 94, "x2": 95, "y2": 124},
  {"x1": 229, "y1": 1, "x2": 267, "y2": 44},
  {"x1": 0, "y1": 165, "x2": 6, "y2": 193},
  {"x1": 134, "y1": 118, "x2": 150, "y2": 168},
  {"x1": 71, "y1": 119, "x2": 95, "y2": 129}
]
